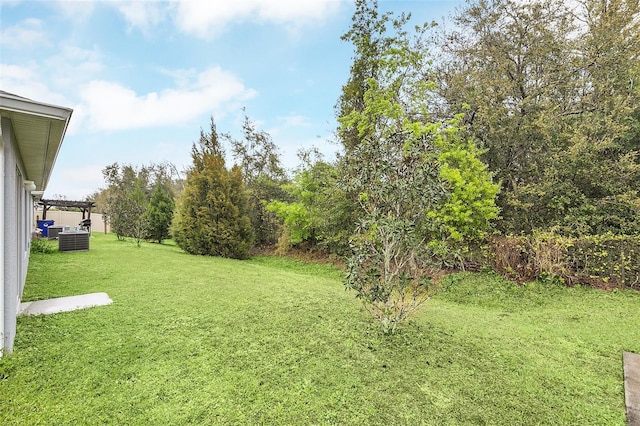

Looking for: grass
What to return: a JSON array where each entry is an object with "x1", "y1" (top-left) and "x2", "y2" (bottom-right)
[{"x1": 1, "y1": 233, "x2": 639, "y2": 425}]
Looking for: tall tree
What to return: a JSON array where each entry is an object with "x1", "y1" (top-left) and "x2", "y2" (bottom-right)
[
  {"x1": 339, "y1": 2, "x2": 438, "y2": 332},
  {"x1": 102, "y1": 163, "x2": 151, "y2": 241},
  {"x1": 144, "y1": 183, "x2": 174, "y2": 244},
  {"x1": 172, "y1": 117, "x2": 253, "y2": 259},
  {"x1": 436, "y1": 0, "x2": 575, "y2": 232},
  {"x1": 553, "y1": 0, "x2": 640, "y2": 234},
  {"x1": 224, "y1": 110, "x2": 289, "y2": 246},
  {"x1": 99, "y1": 162, "x2": 177, "y2": 242},
  {"x1": 436, "y1": 0, "x2": 640, "y2": 235},
  {"x1": 337, "y1": 0, "x2": 414, "y2": 152},
  {"x1": 338, "y1": 1, "x2": 498, "y2": 331}
]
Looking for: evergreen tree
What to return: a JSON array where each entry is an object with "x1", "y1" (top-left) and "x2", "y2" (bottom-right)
[
  {"x1": 145, "y1": 183, "x2": 174, "y2": 244},
  {"x1": 228, "y1": 164, "x2": 254, "y2": 257},
  {"x1": 172, "y1": 117, "x2": 253, "y2": 259}
]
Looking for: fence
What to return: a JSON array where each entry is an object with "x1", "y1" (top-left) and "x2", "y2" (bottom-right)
[{"x1": 34, "y1": 209, "x2": 111, "y2": 234}]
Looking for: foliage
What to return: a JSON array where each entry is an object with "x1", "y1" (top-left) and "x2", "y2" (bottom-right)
[
  {"x1": 339, "y1": 2, "x2": 447, "y2": 332},
  {"x1": 224, "y1": 110, "x2": 290, "y2": 246},
  {"x1": 338, "y1": 0, "x2": 500, "y2": 330},
  {"x1": 337, "y1": 0, "x2": 407, "y2": 151},
  {"x1": 435, "y1": 0, "x2": 640, "y2": 235},
  {"x1": 172, "y1": 117, "x2": 253, "y2": 259},
  {"x1": 128, "y1": 180, "x2": 149, "y2": 247},
  {"x1": 100, "y1": 162, "x2": 177, "y2": 244},
  {"x1": 266, "y1": 157, "x2": 354, "y2": 255},
  {"x1": 249, "y1": 175, "x2": 292, "y2": 246},
  {"x1": 267, "y1": 200, "x2": 310, "y2": 245},
  {"x1": 101, "y1": 163, "x2": 150, "y2": 241},
  {"x1": 144, "y1": 182, "x2": 174, "y2": 244},
  {"x1": 427, "y1": 116, "x2": 500, "y2": 263},
  {"x1": 30, "y1": 238, "x2": 56, "y2": 254},
  {"x1": 490, "y1": 233, "x2": 640, "y2": 289},
  {"x1": 342, "y1": 125, "x2": 443, "y2": 333}
]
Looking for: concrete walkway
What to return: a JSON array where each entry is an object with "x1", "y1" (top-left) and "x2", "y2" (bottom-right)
[
  {"x1": 19, "y1": 292, "x2": 112, "y2": 316},
  {"x1": 625, "y1": 352, "x2": 640, "y2": 426}
]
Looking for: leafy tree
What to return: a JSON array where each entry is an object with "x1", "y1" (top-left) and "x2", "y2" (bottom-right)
[
  {"x1": 341, "y1": 112, "x2": 447, "y2": 333},
  {"x1": 224, "y1": 110, "x2": 290, "y2": 245},
  {"x1": 427, "y1": 119, "x2": 500, "y2": 262},
  {"x1": 549, "y1": 0, "x2": 640, "y2": 235},
  {"x1": 226, "y1": 109, "x2": 288, "y2": 185},
  {"x1": 267, "y1": 156, "x2": 353, "y2": 254},
  {"x1": 129, "y1": 180, "x2": 149, "y2": 247},
  {"x1": 102, "y1": 163, "x2": 151, "y2": 241},
  {"x1": 339, "y1": 2, "x2": 443, "y2": 332},
  {"x1": 338, "y1": 0, "x2": 499, "y2": 331},
  {"x1": 436, "y1": 0, "x2": 640, "y2": 235},
  {"x1": 100, "y1": 162, "x2": 178, "y2": 243},
  {"x1": 172, "y1": 117, "x2": 253, "y2": 259},
  {"x1": 337, "y1": 0, "x2": 414, "y2": 152}
]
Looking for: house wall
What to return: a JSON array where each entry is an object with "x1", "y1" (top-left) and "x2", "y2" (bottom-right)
[{"x1": 1, "y1": 116, "x2": 32, "y2": 353}]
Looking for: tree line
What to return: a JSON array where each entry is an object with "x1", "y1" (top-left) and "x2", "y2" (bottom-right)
[{"x1": 92, "y1": 0, "x2": 639, "y2": 332}]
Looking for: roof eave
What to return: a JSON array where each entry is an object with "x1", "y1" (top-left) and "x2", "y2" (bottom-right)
[{"x1": 0, "y1": 92, "x2": 73, "y2": 191}]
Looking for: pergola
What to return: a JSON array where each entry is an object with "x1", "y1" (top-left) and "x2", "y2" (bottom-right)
[{"x1": 39, "y1": 199, "x2": 96, "y2": 220}]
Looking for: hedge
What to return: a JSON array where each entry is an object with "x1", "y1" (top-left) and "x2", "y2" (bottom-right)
[{"x1": 490, "y1": 233, "x2": 640, "y2": 290}]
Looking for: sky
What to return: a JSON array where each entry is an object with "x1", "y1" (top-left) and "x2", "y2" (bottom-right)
[{"x1": 1, "y1": 0, "x2": 463, "y2": 200}]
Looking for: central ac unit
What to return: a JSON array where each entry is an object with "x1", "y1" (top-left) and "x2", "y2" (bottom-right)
[
  {"x1": 58, "y1": 231, "x2": 90, "y2": 252},
  {"x1": 47, "y1": 225, "x2": 70, "y2": 240}
]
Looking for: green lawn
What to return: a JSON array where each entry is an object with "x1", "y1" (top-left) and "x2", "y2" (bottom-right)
[{"x1": 1, "y1": 233, "x2": 639, "y2": 425}]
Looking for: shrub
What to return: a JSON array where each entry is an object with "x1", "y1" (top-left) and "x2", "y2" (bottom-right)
[
  {"x1": 490, "y1": 236, "x2": 536, "y2": 282},
  {"x1": 567, "y1": 234, "x2": 640, "y2": 289},
  {"x1": 490, "y1": 234, "x2": 640, "y2": 289},
  {"x1": 30, "y1": 238, "x2": 56, "y2": 254}
]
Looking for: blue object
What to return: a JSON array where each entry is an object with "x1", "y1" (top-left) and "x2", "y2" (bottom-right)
[{"x1": 37, "y1": 220, "x2": 54, "y2": 237}]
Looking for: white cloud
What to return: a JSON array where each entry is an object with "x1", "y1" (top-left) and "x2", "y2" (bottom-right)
[
  {"x1": 0, "y1": 63, "x2": 37, "y2": 82},
  {"x1": 115, "y1": 1, "x2": 167, "y2": 32},
  {"x1": 51, "y1": 0, "x2": 96, "y2": 23},
  {"x1": 77, "y1": 66, "x2": 257, "y2": 131},
  {"x1": 0, "y1": 63, "x2": 69, "y2": 106},
  {"x1": 48, "y1": 45, "x2": 104, "y2": 88},
  {"x1": 71, "y1": 0, "x2": 344, "y2": 39},
  {"x1": 0, "y1": 44, "x2": 103, "y2": 126},
  {"x1": 0, "y1": 18, "x2": 48, "y2": 49},
  {"x1": 48, "y1": 164, "x2": 106, "y2": 200},
  {"x1": 174, "y1": 0, "x2": 345, "y2": 39}
]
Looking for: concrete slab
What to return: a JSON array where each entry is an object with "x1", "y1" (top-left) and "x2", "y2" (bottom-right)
[
  {"x1": 624, "y1": 352, "x2": 640, "y2": 426},
  {"x1": 19, "y1": 292, "x2": 112, "y2": 316}
]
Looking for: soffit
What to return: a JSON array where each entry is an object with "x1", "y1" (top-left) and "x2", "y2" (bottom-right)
[{"x1": 0, "y1": 92, "x2": 73, "y2": 191}]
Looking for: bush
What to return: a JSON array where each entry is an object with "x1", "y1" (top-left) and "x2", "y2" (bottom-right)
[
  {"x1": 490, "y1": 236, "x2": 536, "y2": 282},
  {"x1": 567, "y1": 234, "x2": 640, "y2": 289},
  {"x1": 490, "y1": 234, "x2": 640, "y2": 289},
  {"x1": 30, "y1": 238, "x2": 56, "y2": 254}
]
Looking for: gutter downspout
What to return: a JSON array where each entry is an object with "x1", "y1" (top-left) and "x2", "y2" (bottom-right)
[{"x1": 0, "y1": 124, "x2": 5, "y2": 356}]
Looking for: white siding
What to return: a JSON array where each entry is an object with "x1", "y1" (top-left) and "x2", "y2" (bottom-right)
[{"x1": 2, "y1": 116, "x2": 29, "y2": 353}]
